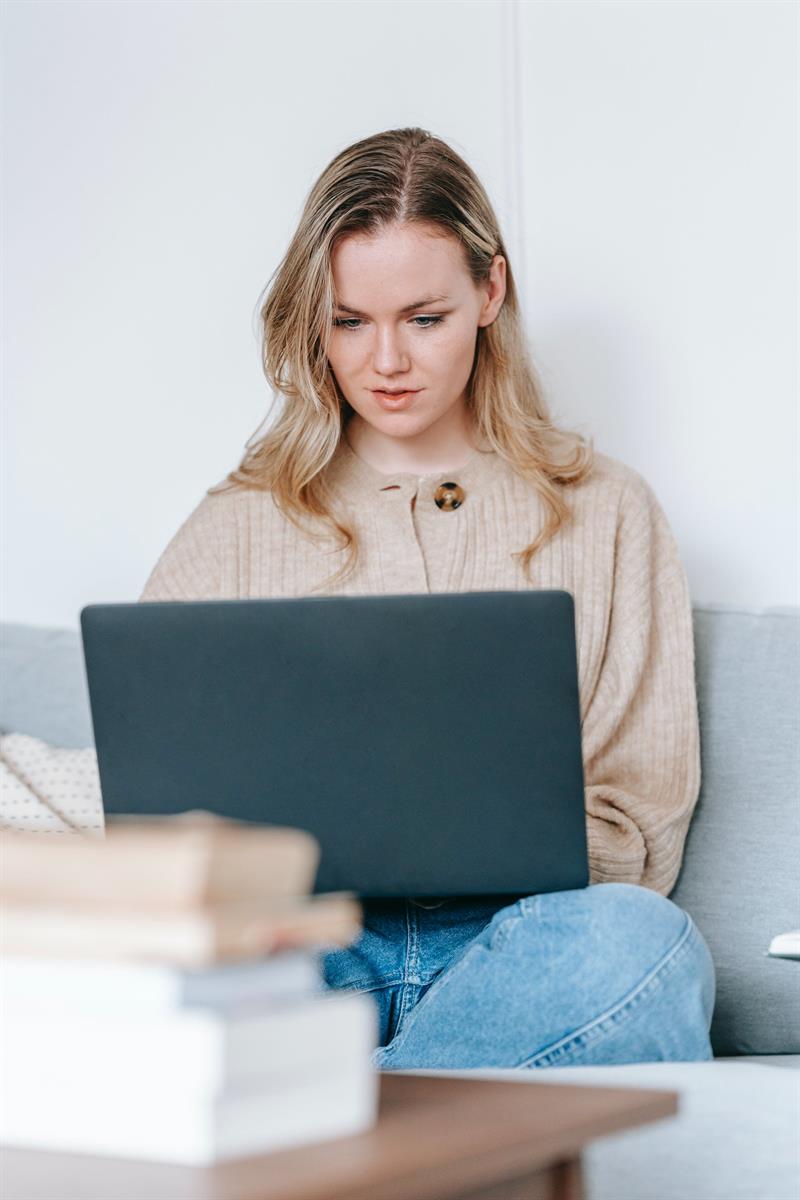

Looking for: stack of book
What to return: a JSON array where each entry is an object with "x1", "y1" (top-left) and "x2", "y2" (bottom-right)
[{"x1": 0, "y1": 813, "x2": 378, "y2": 1164}]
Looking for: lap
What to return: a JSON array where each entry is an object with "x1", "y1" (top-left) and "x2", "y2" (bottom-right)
[{"x1": 319, "y1": 883, "x2": 716, "y2": 1069}]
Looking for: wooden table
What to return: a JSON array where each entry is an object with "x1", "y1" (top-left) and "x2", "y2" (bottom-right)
[{"x1": 0, "y1": 1071, "x2": 678, "y2": 1200}]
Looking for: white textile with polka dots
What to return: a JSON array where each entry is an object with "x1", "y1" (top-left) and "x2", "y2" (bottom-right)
[{"x1": 0, "y1": 734, "x2": 105, "y2": 838}]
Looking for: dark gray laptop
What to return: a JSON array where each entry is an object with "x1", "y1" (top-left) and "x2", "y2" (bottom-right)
[{"x1": 80, "y1": 590, "x2": 589, "y2": 899}]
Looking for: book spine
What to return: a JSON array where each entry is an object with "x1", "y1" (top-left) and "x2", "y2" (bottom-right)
[
  {"x1": 0, "y1": 991, "x2": 377, "y2": 1093},
  {"x1": 0, "y1": 896, "x2": 362, "y2": 966},
  {"x1": 0, "y1": 1064, "x2": 379, "y2": 1165},
  {"x1": 0, "y1": 952, "x2": 324, "y2": 1016}
]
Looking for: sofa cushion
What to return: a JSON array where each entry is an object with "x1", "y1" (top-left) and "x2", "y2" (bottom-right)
[
  {"x1": 409, "y1": 1062, "x2": 800, "y2": 1200},
  {"x1": 670, "y1": 605, "x2": 800, "y2": 1056},
  {"x1": 0, "y1": 624, "x2": 94, "y2": 749}
]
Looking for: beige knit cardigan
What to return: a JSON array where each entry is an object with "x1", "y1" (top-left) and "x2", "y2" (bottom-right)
[{"x1": 139, "y1": 433, "x2": 701, "y2": 898}]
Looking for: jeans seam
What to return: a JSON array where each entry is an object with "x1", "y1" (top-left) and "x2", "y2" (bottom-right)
[
  {"x1": 490, "y1": 898, "x2": 528, "y2": 952},
  {"x1": 322, "y1": 974, "x2": 405, "y2": 995},
  {"x1": 389, "y1": 901, "x2": 420, "y2": 1042},
  {"x1": 516, "y1": 911, "x2": 699, "y2": 1069},
  {"x1": 378, "y1": 901, "x2": 525, "y2": 1064}
]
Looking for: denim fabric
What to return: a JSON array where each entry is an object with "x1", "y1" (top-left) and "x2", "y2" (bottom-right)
[{"x1": 319, "y1": 882, "x2": 716, "y2": 1070}]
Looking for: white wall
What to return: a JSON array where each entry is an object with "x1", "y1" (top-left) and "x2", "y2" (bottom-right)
[
  {"x1": 516, "y1": 0, "x2": 799, "y2": 609},
  {"x1": 2, "y1": 0, "x2": 797, "y2": 630}
]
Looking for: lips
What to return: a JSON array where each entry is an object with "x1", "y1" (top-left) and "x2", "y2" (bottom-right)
[
  {"x1": 372, "y1": 389, "x2": 420, "y2": 396},
  {"x1": 372, "y1": 389, "x2": 421, "y2": 411}
]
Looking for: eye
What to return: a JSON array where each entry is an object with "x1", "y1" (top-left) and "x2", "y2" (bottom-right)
[{"x1": 331, "y1": 315, "x2": 446, "y2": 331}]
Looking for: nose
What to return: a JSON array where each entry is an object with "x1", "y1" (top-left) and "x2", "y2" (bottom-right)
[{"x1": 371, "y1": 326, "x2": 412, "y2": 377}]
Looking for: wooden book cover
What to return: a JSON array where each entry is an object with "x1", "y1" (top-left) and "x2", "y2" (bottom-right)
[
  {"x1": 0, "y1": 892, "x2": 363, "y2": 966},
  {"x1": 0, "y1": 812, "x2": 320, "y2": 909}
]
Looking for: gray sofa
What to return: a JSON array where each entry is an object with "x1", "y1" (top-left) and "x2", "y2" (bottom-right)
[{"x1": 1, "y1": 603, "x2": 799, "y2": 1199}]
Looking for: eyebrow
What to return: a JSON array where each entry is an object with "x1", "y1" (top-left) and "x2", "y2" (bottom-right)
[{"x1": 334, "y1": 294, "x2": 452, "y2": 317}]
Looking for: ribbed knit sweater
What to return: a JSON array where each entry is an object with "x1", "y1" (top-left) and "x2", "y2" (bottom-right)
[{"x1": 139, "y1": 432, "x2": 701, "y2": 898}]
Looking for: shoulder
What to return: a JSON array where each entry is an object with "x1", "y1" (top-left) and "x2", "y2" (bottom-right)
[
  {"x1": 181, "y1": 477, "x2": 282, "y2": 531},
  {"x1": 579, "y1": 453, "x2": 688, "y2": 596},
  {"x1": 166, "y1": 478, "x2": 328, "y2": 563},
  {"x1": 569, "y1": 450, "x2": 668, "y2": 527},
  {"x1": 138, "y1": 480, "x2": 278, "y2": 603},
  {"x1": 575, "y1": 450, "x2": 656, "y2": 500},
  {"x1": 565, "y1": 451, "x2": 683, "y2": 587}
]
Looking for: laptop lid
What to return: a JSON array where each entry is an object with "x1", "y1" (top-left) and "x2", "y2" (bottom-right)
[{"x1": 80, "y1": 590, "x2": 589, "y2": 899}]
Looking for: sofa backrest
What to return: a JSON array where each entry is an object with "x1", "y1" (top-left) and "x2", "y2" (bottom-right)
[
  {"x1": 1, "y1": 605, "x2": 798, "y2": 1055},
  {"x1": 670, "y1": 604, "x2": 799, "y2": 1056},
  {"x1": 1, "y1": 623, "x2": 94, "y2": 749}
]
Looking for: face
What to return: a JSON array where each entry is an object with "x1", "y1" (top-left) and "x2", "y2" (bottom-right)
[{"x1": 325, "y1": 223, "x2": 506, "y2": 444}]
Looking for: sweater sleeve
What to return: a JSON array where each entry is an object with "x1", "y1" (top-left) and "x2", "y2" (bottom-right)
[
  {"x1": 138, "y1": 493, "x2": 226, "y2": 603},
  {"x1": 580, "y1": 471, "x2": 701, "y2": 897}
]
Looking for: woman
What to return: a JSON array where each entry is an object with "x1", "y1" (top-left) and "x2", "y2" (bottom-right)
[{"x1": 140, "y1": 126, "x2": 716, "y2": 1070}]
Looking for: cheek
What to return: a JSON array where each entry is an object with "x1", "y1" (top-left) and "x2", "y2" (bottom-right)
[
  {"x1": 423, "y1": 327, "x2": 474, "y2": 375},
  {"x1": 325, "y1": 336, "x2": 349, "y2": 373}
]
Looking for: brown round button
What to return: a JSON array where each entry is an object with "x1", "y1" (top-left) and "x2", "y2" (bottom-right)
[{"x1": 434, "y1": 481, "x2": 465, "y2": 511}]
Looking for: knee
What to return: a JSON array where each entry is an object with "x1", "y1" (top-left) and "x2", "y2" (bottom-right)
[
  {"x1": 483, "y1": 883, "x2": 714, "y2": 1012},
  {"x1": 534, "y1": 883, "x2": 716, "y2": 1041},
  {"x1": 536, "y1": 879, "x2": 684, "y2": 928},
  {"x1": 535, "y1": 882, "x2": 702, "y2": 976},
  {"x1": 584, "y1": 881, "x2": 688, "y2": 939}
]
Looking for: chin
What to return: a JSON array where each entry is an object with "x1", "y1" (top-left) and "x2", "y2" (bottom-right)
[
  {"x1": 355, "y1": 409, "x2": 423, "y2": 430},
  {"x1": 375, "y1": 415, "x2": 434, "y2": 436}
]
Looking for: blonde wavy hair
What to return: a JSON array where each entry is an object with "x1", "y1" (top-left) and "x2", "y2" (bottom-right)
[{"x1": 209, "y1": 126, "x2": 594, "y2": 592}]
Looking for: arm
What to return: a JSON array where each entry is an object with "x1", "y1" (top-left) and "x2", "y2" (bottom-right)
[
  {"x1": 138, "y1": 493, "x2": 225, "y2": 603},
  {"x1": 580, "y1": 472, "x2": 701, "y2": 897}
]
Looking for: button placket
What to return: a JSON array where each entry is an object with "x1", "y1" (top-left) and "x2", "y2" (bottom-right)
[
  {"x1": 409, "y1": 477, "x2": 467, "y2": 593},
  {"x1": 375, "y1": 479, "x2": 430, "y2": 594}
]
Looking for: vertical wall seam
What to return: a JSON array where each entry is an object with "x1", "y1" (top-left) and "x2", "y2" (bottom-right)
[{"x1": 502, "y1": 0, "x2": 527, "y2": 310}]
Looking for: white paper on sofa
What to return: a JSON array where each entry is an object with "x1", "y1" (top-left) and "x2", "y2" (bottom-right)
[{"x1": 0, "y1": 733, "x2": 104, "y2": 837}]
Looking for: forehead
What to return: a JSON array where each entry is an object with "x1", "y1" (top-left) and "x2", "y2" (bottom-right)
[{"x1": 331, "y1": 225, "x2": 468, "y2": 310}]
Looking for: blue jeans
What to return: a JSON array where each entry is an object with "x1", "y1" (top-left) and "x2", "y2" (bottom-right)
[{"x1": 319, "y1": 882, "x2": 716, "y2": 1069}]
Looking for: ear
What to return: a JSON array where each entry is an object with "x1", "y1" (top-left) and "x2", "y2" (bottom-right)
[{"x1": 478, "y1": 255, "x2": 507, "y2": 327}]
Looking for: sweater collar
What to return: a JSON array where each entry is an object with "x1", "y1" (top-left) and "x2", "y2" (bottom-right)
[{"x1": 324, "y1": 430, "x2": 508, "y2": 506}]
